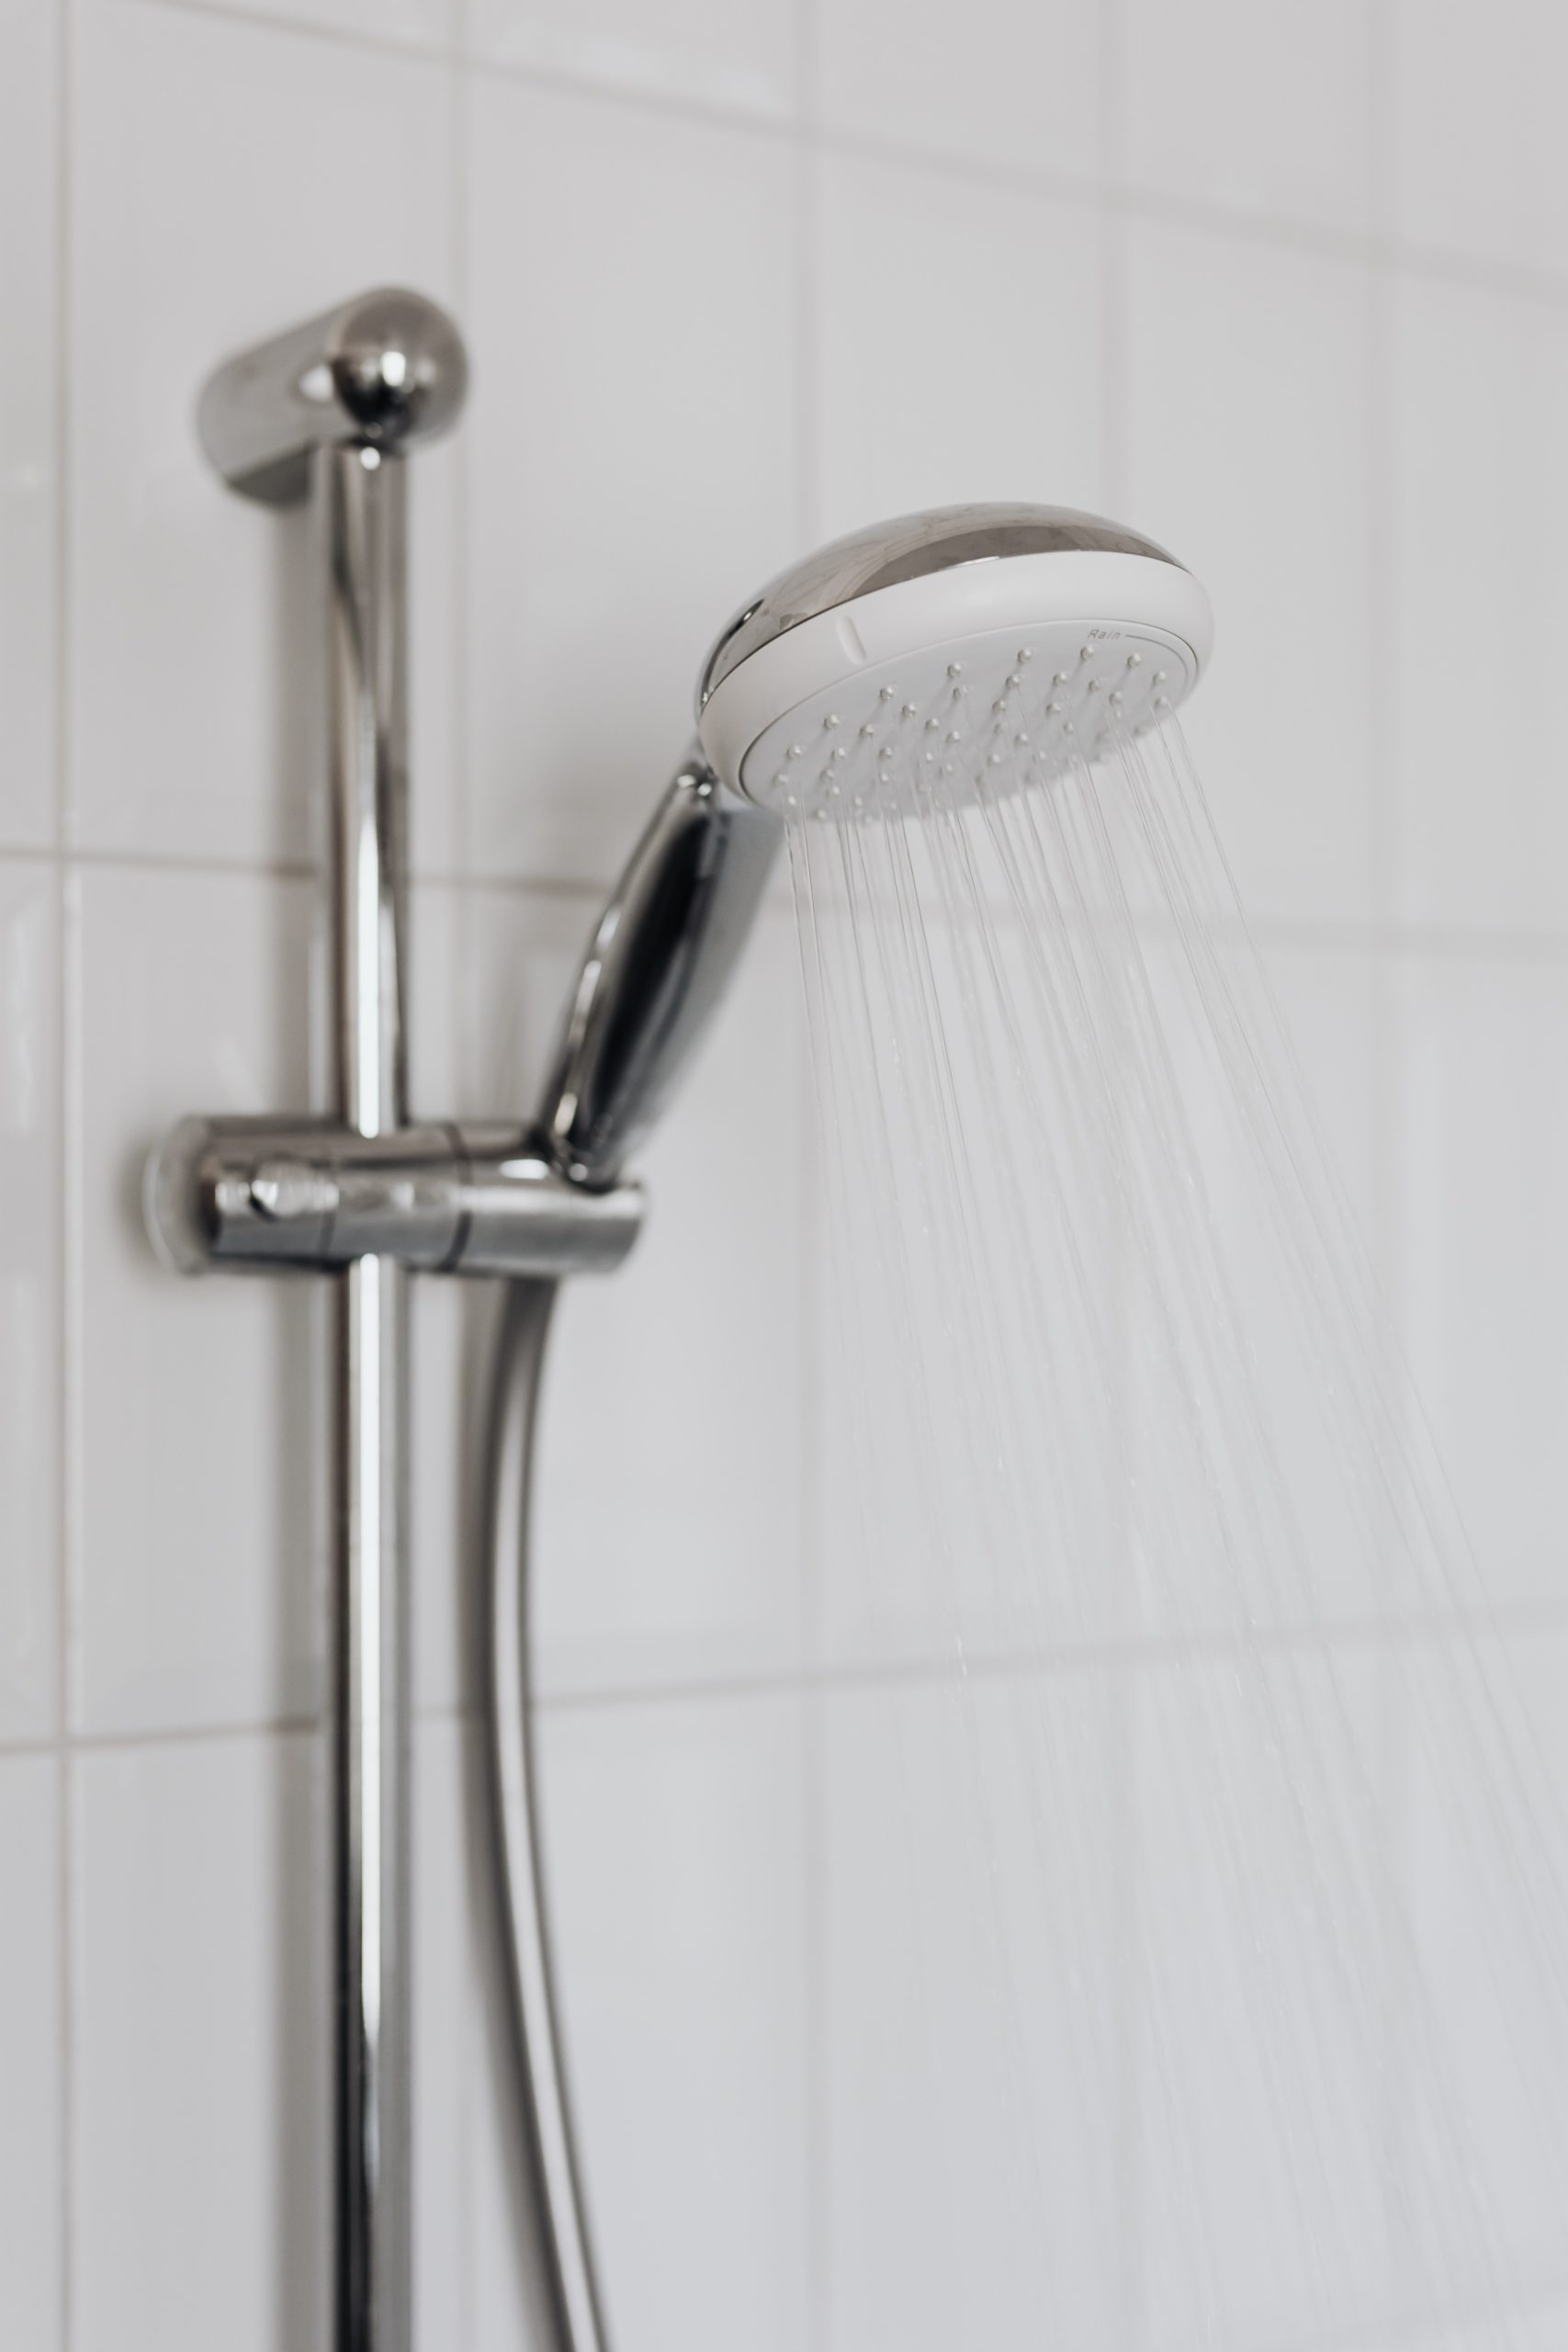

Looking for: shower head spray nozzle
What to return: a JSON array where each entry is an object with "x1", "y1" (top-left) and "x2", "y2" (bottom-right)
[{"x1": 694, "y1": 503, "x2": 1213, "y2": 822}]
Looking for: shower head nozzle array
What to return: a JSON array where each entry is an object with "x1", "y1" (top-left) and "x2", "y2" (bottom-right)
[{"x1": 694, "y1": 503, "x2": 1213, "y2": 823}]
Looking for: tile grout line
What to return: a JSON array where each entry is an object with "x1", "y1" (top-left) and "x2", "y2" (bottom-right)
[
  {"x1": 527, "y1": 1594, "x2": 1568, "y2": 1710},
  {"x1": 0, "y1": 842, "x2": 616, "y2": 907},
  {"x1": 800, "y1": 1679, "x2": 830, "y2": 2352},
  {"x1": 12, "y1": 838, "x2": 1568, "y2": 959},
  {"x1": 791, "y1": 11, "x2": 830, "y2": 2335},
  {"x1": 51, "y1": 0, "x2": 75, "y2": 2340},
  {"x1": 1093, "y1": 7, "x2": 1127, "y2": 2343},
  {"x1": 448, "y1": 22, "x2": 473, "y2": 911},
  {"x1": 1, "y1": 1716, "x2": 329, "y2": 1761},
  {"x1": 1097, "y1": 204, "x2": 1129, "y2": 519},
  {"x1": 0, "y1": 841, "x2": 321, "y2": 882},
  {"x1": 129, "y1": 0, "x2": 459, "y2": 71},
  {"x1": 791, "y1": 13, "x2": 819, "y2": 568},
  {"x1": 1097, "y1": 7, "x2": 1147, "y2": 2335},
  {"x1": 1365, "y1": 0, "x2": 1401, "y2": 944},
  {"x1": 8, "y1": 1587, "x2": 1566, "y2": 1759},
  {"x1": 1367, "y1": 0, "x2": 1413, "y2": 2298},
  {"x1": 1097, "y1": 0, "x2": 1129, "y2": 511}
]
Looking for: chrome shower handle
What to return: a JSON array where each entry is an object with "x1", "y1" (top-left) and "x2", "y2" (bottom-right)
[{"x1": 536, "y1": 752, "x2": 781, "y2": 1188}]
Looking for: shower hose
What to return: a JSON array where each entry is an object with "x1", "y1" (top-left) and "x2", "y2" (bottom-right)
[{"x1": 479, "y1": 1277, "x2": 612, "y2": 2352}]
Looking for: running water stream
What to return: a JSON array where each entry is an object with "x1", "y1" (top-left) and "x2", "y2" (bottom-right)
[{"x1": 789, "y1": 720, "x2": 1568, "y2": 2349}]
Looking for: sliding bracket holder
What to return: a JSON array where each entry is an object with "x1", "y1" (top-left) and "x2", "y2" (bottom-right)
[{"x1": 149, "y1": 1116, "x2": 640, "y2": 1278}]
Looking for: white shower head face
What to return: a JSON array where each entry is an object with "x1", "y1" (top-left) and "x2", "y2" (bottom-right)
[{"x1": 695, "y1": 505, "x2": 1213, "y2": 821}]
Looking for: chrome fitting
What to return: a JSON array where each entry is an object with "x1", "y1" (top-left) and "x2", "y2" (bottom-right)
[
  {"x1": 197, "y1": 286, "x2": 468, "y2": 504},
  {"x1": 146, "y1": 1115, "x2": 642, "y2": 1279}
]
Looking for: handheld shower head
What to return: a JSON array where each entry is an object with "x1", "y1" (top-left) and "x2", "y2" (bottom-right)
[
  {"x1": 695, "y1": 503, "x2": 1213, "y2": 820},
  {"x1": 517, "y1": 502, "x2": 1214, "y2": 2341},
  {"x1": 536, "y1": 503, "x2": 1213, "y2": 1182}
]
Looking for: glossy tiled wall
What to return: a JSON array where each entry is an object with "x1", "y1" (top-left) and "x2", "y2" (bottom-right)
[{"x1": 6, "y1": 2, "x2": 1568, "y2": 2346}]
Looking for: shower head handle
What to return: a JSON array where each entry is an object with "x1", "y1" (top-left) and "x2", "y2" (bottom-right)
[
  {"x1": 197, "y1": 286, "x2": 468, "y2": 503},
  {"x1": 536, "y1": 750, "x2": 781, "y2": 1189}
]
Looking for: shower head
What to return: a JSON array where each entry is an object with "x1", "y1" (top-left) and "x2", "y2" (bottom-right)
[
  {"x1": 537, "y1": 503, "x2": 1212, "y2": 1183},
  {"x1": 695, "y1": 503, "x2": 1213, "y2": 821}
]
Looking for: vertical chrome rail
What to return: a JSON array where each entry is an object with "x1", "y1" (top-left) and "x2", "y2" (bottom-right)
[
  {"x1": 323, "y1": 439, "x2": 413, "y2": 2352},
  {"x1": 191, "y1": 292, "x2": 468, "y2": 2352},
  {"x1": 169, "y1": 289, "x2": 784, "y2": 2352}
]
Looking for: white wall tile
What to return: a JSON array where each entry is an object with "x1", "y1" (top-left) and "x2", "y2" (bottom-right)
[
  {"x1": 815, "y1": 154, "x2": 1105, "y2": 540},
  {"x1": 1392, "y1": 0, "x2": 1568, "y2": 275},
  {"x1": 413, "y1": 1717, "x2": 472, "y2": 2351},
  {"x1": 1124, "y1": 219, "x2": 1375, "y2": 922},
  {"x1": 0, "y1": 0, "x2": 58, "y2": 851},
  {"x1": 822, "y1": 1671, "x2": 1125, "y2": 2348},
  {"x1": 415, "y1": 1710, "x2": 583, "y2": 2352},
  {"x1": 0, "y1": 863, "x2": 60, "y2": 1743},
  {"x1": 807, "y1": 885, "x2": 1131, "y2": 1674},
  {"x1": 1391, "y1": 277, "x2": 1568, "y2": 931},
  {"x1": 1131, "y1": 1645, "x2": 1396, "y2": 2346},
  {"x1": 461, "y1": 884, "x2": 808, "y2": 1695},
  {"x1": 1119, "y1": 927, "x2": 1395, "y2": 1641},
  {"x1": 73, "y1": 1732, "x2": 327, "y2": 2352},
  {"x1": 0, "y1": 1755, "x2": 61, "y2": 2352},
  {"x1": 465, "y1": 79, "x2": 799, "y2": 886},
  {"x1": 1394, "y1": 1626, "x2": 1568, "y2": 2317},
  {"x1": 816, "y1": 0, "x2": 1100, "y2": 182},
  {"x1": 467, "y1": 2049, "x2": 541, "y2": 2352},
  {"x1": 466, "y1": 1890, "x2": 564, "y2": 2352},
  {"x1": 1256, "y1": 937, "x2": 1382, "y2": 1249},
  {"x1": 1122, "y1": 0, "x2": 1372, "y2": 232},
  {"x1": 468, "y1": 0, "x2": 798, "y2": 118},
  {"x1": 75, "y1": 865, "x2": 323, "y2": 1734},
  {"x1": 527, "y1": 1692, "x2": 809, "y2": 2352},
  {"x1": 67, "y1": 0, "x2": 458, "y2": 869},
  {"x1": 1395, "y1": 952, "x2": 1568, "y2": 1613}
]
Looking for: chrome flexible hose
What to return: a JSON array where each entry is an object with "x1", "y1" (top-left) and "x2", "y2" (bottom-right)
[{"x1": 479, "y1": 1278, "x2": 612, "y2": 2352}]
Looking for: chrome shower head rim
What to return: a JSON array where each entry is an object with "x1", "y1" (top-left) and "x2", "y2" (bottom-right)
[{"x1": 694, "y1": 503, "x2": 1213, "y2": 821}]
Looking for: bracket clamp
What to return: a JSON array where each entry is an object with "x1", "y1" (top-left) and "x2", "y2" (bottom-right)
[{"x1": 146, "y1": 1116, "x2": 643, "y2": 1279}]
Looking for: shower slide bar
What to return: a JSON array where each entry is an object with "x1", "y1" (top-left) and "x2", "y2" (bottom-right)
[{"x1": 146, "y1": 290, "x2": 636, "y2": 2352}]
